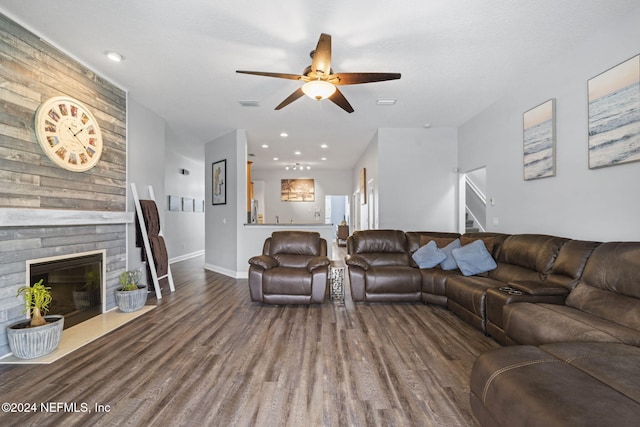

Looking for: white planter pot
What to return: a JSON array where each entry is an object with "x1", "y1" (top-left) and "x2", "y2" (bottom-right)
[
  {"x1": 7, "y1": 315, "x2": 64, "y2": 360},
  {"x1": 115, "y1": 286, "x2": 148, "y2": 312}
]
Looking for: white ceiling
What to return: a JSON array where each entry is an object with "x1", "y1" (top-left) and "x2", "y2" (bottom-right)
[{"x1": 2, "y1": 1, "x2": 638, "y2": 170}]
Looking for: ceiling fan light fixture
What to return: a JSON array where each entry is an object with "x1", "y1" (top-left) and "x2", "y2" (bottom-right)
[{"x1": 302, "y1": 80, "x2": 336, "y2": 100}]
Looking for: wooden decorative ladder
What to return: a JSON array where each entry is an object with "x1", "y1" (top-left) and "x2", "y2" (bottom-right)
[{"x1": 131, "y1": 183, "x2": 176, "y2": 299}]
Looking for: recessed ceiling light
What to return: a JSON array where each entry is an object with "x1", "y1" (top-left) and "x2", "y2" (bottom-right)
[
  {"x1": 320, "y1": 144, "x2": 328, "y2": 149},
  {"x1": 105, "y1": 50, "x2": 125, "y2": 62},
  {"x1": 424, "y1": 123, "x2": 432, "y2": 128},
  {"x1": 376, "y1": 98, "x2": 397, "y2": 106},
  {"x1": 239, "y1": 100, "x2": 259, "y2": 107},
  {"x1": 294, "y1": 151, "x2": 301, "y2": 155},
  {"x1": 321, "y1": 157, "x2": 327, "y2": 161},
  {"x1": 273, "y1": 157, "x2": 279, "y2": 161},
  {"x1": 280, "y1": 132, "x2": 288, "y2": 138},
  {"x1": 261, "y1": 144, "x2": 269, "y2": 148}
]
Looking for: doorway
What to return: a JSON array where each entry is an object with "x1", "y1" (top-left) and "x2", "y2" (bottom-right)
[
  {"x1": 459, "y1": 166, "x2": 487, "y2": 233},
  {"x1": 324, "y1": 195, "x2": 350, "y2": 239}
]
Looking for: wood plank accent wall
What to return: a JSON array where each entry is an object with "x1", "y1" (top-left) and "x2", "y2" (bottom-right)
[
  {"x1": 0, "y1": 13, "x2": 129, "y2": 357},
  {"x1": 0, "y1": 12, "x2": 126, "y2": 211}
]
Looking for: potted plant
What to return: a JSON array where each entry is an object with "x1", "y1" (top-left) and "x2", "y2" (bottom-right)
[
  {"x1": 7, "y1": 279, "x2": 64, "y2": 359},
  {"x1": 72, "y1": 270, "x2": 100, "y2": 310},
  {"x1": 114, "y1": 270, "x2": 147, "y2": 312}
]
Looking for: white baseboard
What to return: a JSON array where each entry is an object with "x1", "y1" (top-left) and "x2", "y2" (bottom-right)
[
  {"x1": 169, "y1": 250, "x2": 205, "y2": 264},
  {"x1": 203, "y1": 263, "x2": 248, "y2": 279}
]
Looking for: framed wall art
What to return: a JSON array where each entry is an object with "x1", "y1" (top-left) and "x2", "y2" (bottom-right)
[
  {"x1": 168, "y1": 195, "x2": 181, "y2": 211},
  {"x1": 523, "y1": 99, "x2": 556, "y2": 180},
  {"x1": 281, "y1": 178, "x2": 315, "y2": 202},
  {"x1": 212, "y1": 159, "x2": 227, "y2": 205},
  {"x1": 182, "y1": 197, "x2": 194, "y2": 212},
  {"x1": 588, "y1": 54, "x2": 640, "y2": 169}
]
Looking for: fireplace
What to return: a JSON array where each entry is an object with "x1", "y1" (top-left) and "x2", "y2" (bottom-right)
[{"x1": 27, "y1": 250, "x2": 106, "y2": 329}]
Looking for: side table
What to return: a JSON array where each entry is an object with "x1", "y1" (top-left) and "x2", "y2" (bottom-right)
[{"x1": 329, "y1": 263, "x2": 345, "y2": 304}]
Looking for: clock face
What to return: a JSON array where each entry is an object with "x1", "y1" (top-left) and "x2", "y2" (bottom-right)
[{"x1": 35, "y1": 96, "x2": 103, "y2": 172}]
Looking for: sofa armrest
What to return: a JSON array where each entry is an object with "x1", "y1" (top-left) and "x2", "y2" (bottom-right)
[
  {"x1": 248, "y1": 255, "x2": 279, "y2": 270},
  {"x1": 345, "y1": 254, "x2": 369, "y2": 270},
  {"x1": 509, "y1": 280, "x2": 569, "y2": 296},
  {"x1": 307, "y1": 256, "x2": 330, "y2": 273}
]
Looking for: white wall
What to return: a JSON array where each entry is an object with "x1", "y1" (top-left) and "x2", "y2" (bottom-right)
[
  {"x1": 204, "y1": 130, "x2": 246, "y2": 276},
  {"x1": 251, "y1": 168, "x2": 352, "y2": 224},
  {"x1": 458, "y1": 8, "x2": 640, "y2": 241},
  {"x1": 351, "y1": 133, "x2": 379, "y2": 231},
  {"x1": 127, "y1": 98, "x2": 166, "y2": 273},
  {"x1": 127, "y1": 100, "x2": 206, "y2": 274},
  {"x1": 355, "y1": 128, "x2": 459, "y2": 232},
  {"x1": 164, "y1": 131, "x2": 205, "y2": 262}
]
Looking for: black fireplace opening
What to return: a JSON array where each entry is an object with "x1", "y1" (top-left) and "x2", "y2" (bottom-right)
[{"x1": 29, "y1": 253, "x2": 103, "y2": 329}]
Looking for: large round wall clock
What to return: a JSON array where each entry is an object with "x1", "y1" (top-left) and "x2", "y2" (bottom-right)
[{"x1": 34, "y1": 96, "x2": 103, "y2": 172}]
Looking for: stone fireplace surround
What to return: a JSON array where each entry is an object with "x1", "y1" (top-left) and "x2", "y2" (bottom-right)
[{"x1": 0, "y1": 208, "x2": 133, "y2": 358}]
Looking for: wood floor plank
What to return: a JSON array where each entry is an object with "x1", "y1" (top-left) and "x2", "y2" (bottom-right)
[{"x1": 0, "y1": 248, "x2": 499, "y2": 426}]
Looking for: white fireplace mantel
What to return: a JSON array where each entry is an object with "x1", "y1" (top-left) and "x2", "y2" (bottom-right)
[{"x1": 0, "y1": 208, "x2": 134, "y2": 227}]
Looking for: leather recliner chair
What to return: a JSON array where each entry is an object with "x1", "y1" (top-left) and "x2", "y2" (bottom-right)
[
  {"x1": 248, "y1": 231, "x2": 330, "y2": 304},
  {"x1": 346, "y1": 229, "x2": 422, "y2": 302}
]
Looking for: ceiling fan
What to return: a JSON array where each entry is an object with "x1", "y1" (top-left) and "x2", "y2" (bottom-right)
[{"x1": 236, "y1": 33, "x2": 401, "y2": 113}]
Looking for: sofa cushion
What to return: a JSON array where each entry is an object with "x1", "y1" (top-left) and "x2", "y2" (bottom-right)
[
  {"x1": 263, "y1": 267, "x2": 312, "y2": 295},
  {"x1": 495, "y1": 234, "x2": 567, "y2": 274},
  {"x1": 452, "y1": 239, "x2": 497, "y2": 276},
  {"x1": 471, "y1": 343, "x2": 640, "y2": 427},
  {"x1": 412, "y1": 240, "x2": 446, "y2": 268},
  {"x1": 566, "y1": 283, "x2": 640, "y2": 331},
  {"x1": 579, "y1": 241, "x2": 640, "y2": 298},
  {"x1": 545, "y1": 239, "x2": 600, "y2": 288},
  {"x1": 440, "y1": 238, "x2": 461, "y2": 270},
  {"x1": 348, "y1": 229, "x2": 411, "y2": 267},
  {"x1": 503, "y1": 302, "x2": 640, "y2": 346},
  {"x1": 365, "y1": 266, "x2": 422, "y2": 294},
  {"x1": 540, "y1": 342, "x2": 640, "y2": 403},
  {"x1": 269, "y1": 231, "x2": 321, "y2": 256}
]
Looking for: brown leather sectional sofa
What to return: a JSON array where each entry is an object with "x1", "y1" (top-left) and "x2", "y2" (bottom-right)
[{"x1": 345, "y1": 229, "x2": 640, "y2": 426}]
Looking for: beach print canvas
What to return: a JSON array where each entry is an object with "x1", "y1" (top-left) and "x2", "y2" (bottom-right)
[
  {"x1": 523, "y1": 99, "x2": 556, "y2": 180},
  {"x1": 588, "y1": 54, "x2": 640, "y2": 169}
]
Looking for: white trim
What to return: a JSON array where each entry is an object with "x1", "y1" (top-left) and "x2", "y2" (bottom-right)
[
  {"x1": 204, "y1": 263, "x2": 246, "y2": 279},
  {"x1": 169, "y1": 250, "x2": 205, "y2": 264},
  {"x1": 0, "y1": 208, "x2": 133, "y2": 227}
]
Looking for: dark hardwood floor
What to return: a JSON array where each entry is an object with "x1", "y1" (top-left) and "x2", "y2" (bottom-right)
[{"x1": 0, "y1": 247, "x2": 498, "y2": 426}]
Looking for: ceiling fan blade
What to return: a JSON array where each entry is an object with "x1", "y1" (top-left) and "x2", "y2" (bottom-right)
[
  {"x1": 236, "y1": 70, "x2": 304, "y2": 81},
  {"x1": 332, "y1": 72, "x2": 401, "y2": 85},
  {"x1": 311, "y1": 33, "x2": 332, "y2": 76},
  {"x1": 274, "y1": 87, "x2": 305, "y2": 110},
  {"x1": 328, "y1": 88, "x2": 354, "y2": 113}
]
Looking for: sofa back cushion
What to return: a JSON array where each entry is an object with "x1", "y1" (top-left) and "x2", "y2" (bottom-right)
[
  {"x1": 565, "y1": 283, "x2": 640, "y2": 331},
  {"x1": 461, "y1": 232, "x2": 510, "y2": 258},
  {"x1": 545, "y1": 239, "x2": 601, "y2": 289},
  {"x1": 565, "y1": 242, "x2": 640, "y2": 330},
  {"x1": 486, "y1": 234, "x2": 567, "y2": 283},
  {"x1": 348, "y1": 229, "x2": 410, "y2": 266},
  {"x1": 576, "y1": 242, "x2": 640, "y2": 298},
  {"x1": 266, "y1": 231, "x2": 324, "y2": 268},
  {"x1": 406, "y1": 231, "x2": 461, "y2": 253}
]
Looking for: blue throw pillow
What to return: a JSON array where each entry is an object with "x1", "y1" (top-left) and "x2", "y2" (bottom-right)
[
  {"x1": 412, "y1": 240, "x2": 446, "y2": 269},
  {"x1": 451, "y1": 239, "x2": 497, "y2": 276},
  {"x1": 440, "y1": 238, "x2": 461, "y2": 270}
]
